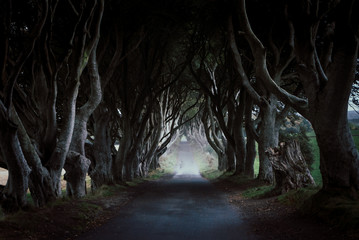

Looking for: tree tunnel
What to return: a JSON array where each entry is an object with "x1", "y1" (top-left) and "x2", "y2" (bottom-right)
[{"x1": 0, "y1": 0, "x2": 358, "y2": 213}]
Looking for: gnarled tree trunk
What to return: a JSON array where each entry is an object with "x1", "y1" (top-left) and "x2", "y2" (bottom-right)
[
  {"x1": 266, "y1": 140, "x2": 315, "y2": 194},
  {"x1": 0, "y1": 103, "x2": 31, "y2": 212},
  {"x1": 244, "y1": 96, "x2": 256, "y2": 178},
  {"x1": 65, "y1": 41, "x2": 102, "y2": 197},
  {"x1": 233, "y1": 89, "x2": 246, "y2": 175},
  {"x1": 257, "y1": 94, "x2": 278, "y2": 183},
  {"x1": 89, "y1": 105, "x2": 113, "y2": 191}
]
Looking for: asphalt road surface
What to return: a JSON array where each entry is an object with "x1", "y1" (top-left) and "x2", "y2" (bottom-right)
[{"x1": 76, "y1": 142, "x2": 255, "y2": 240}]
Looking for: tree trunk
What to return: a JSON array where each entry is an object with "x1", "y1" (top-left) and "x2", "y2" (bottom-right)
[
  {"x1": 245, "y1": 131, "x2": 256, "y2": 178},
  {"x1": 65, "y1": 40, "x2": 102, "y2": 197},
  {"x1": 312, "y1": 97, "x2": 359, "y2": 194},
  {"x1": 234, "y1": 0, "x2": 359, "y2": 199},
  {"x1": 64, "y1": 115, "x2": 91, "y2": 197},
  {"x1": 89, "y1": 106, "x2": 113, "y2": 191},
  {"x1": 10, "y1": 106, "x2": 56, "y2": 207},
  {"x1": 64, "y1": 151, "x2": 90, "y2": 197},
  {"x1": 0, "y1": 104, "x2": 31, "y2": 212},
  {"x1": 201, "y1": 107, "x2": 227, "y2": 171},
  {"x1": 293, "y1": 0, "x2": 359, "y2": 195},
  {"x1": 226, "y1": 95, "x2": 236, "y2": 172},
  {"x1": 315, "y1": 121, "x2": 359, "y2": 195},
  {"x1": 233, "y1": 90, "x2": 246, "y2": 175},
  {"x1": 141, "y1": 118, "x2": 162, "y2": 177},
  {"x1": 257, "y1": 94, "x2": 278, "y2": 183},
  {"x1": 266, "y1": 140, "x2": 315, "y2": 194},
  {"x1": 244, "y1": 96, "x2": 256, "y2": 178},
  {"x1": 125, "y1": 150, "x2": 136, "y2": 181},
  {"x1": 215, "y1": 149, "x2": 228, "y2": 171},
  {"x1": 226, "y1": 144, "x2": 236, "y2": 172},
  {"x1": 113, "y1": 117, "x2": 132, "y2": 182},
  {"x1": 47, "y1": 80, "x2": 80, "y2": 196}
]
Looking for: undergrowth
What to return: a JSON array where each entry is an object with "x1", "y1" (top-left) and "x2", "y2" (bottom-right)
[
  {"x1": 278, "y1": 186, "x2": 320, "y2": 209},
  {"x1": 201, "y1": 169, "x2": 225, "y2": 180},
  {"x1": 241, "y1": 185, "x2": 275, "y2": 199}
]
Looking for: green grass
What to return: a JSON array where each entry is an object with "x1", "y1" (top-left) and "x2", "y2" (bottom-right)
[
  {"x1": 125, "y1": 178, "x2": 144, "y2": 187},
  {"x1": 277, "y1": 186, "x2": 320, "y2": 209},
  {"x1": 351, "y1": 129, "x2": 359, "y2": 136},
  {"x1": 308, "y1": 136, "x2": 322, "y2": 186},
  {"x1": 90, "y1": 184, "x2": 127, "y2": 197},
  {"x1": 145, "y1": 169, "x2": 168, "y2": 180},
  {"x1": 201, "y1": 169, "x2": 225, "y2": 180},
  {"x1": 241, "y1": 185, "x2": 274, "y2": 199}
]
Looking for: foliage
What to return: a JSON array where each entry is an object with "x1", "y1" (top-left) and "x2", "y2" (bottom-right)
[
  {"x1": 193, "y1": 149, "x2": 218, "y2": 173},
  {"x1": 158, "y1": 145, "x2": 179, "y2": 174}
]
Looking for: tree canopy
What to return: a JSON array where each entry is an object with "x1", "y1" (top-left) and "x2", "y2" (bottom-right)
[{"x1": 0, "y1": 0, "x2": 358, "y2": 213}]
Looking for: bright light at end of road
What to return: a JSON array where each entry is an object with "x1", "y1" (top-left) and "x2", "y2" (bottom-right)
[{"x1": 175, "y1": 158, "x2": 200, "y2": 176}]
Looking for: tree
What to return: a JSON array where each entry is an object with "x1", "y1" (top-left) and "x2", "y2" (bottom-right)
[
  {"x1": 266, "y1": 140, "x2": 316, "y2": 194},
  {"x1": 235, "y1": 0, "x2": 359, "y2": 198},
  {"x1": 0, "y1": 0, "x2": 45, "y2": 211}
]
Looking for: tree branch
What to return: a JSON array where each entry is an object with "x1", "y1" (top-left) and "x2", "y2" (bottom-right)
[{"x1": 236, "y1": 0, "x2": 309, "y2": 115}]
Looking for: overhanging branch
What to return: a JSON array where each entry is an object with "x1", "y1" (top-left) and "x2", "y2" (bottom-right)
[{"x1": 236, "y1": 0, "x2": 309, "y2": 116}]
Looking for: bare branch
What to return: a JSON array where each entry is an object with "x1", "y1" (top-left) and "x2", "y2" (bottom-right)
[
  {"x1": 236, "y1": 0, "x2": 309, "y2": 115},
  {"x1": 227, "y1": 16, "x2": 263, "y2": 106}
]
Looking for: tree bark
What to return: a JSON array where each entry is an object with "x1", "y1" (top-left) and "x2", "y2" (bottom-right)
[
  {"x1": 201, "y1": 107, "x2": 227, "y2": 171},
  {"x1": 266, "y1": 140, "x2": 315, "y2": 194},
  {"x1": 226, "y1": 144, "x2": 236, "y2": 172},
  {"x1": 89, "y1": 105, "x2": 113, "y2": 191},
  {"x1": 64, "y1": 151, "x2": 90, "y2": 197},
  {"x1": 290, "y1": 1, "x2": 359, "y2": 195},
  {"x1": 65, "y1": 40, "x2": 102, "y2": 197},
  {"x1": 236, "y1": 0, "x2": 359, "y2": 197},
  {"x1": 257, "y1": 94, "x2": 278, "y2": 183},
  {"x1": 10, "y1": 105, "x2": 55, "y2": 207},
  {"x1": 140, "y1": 110, "x2": 162, "y2": 177},
  {"x1": 0, "y1": 102, "x2": 30, "y2": 212},
  {"x1": 233, "y1": 90, "x2": 246, "y2": 175},
  {"x1": 244, "y1": 96, "x2": 256, "y2": 178},
  {"x1": 113, "y1": 118, "x2": 132, "y2": 182}
]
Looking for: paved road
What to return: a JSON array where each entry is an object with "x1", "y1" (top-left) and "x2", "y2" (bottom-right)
[{"x1": 76, "y1": 142, "x2": 255, "y2": 240}]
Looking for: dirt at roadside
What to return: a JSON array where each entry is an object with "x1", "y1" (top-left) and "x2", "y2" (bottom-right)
[
  {"x1": 213, "y1": 179, "x2": 358, "y2": 240},
  {"x1": 0, "y1": 182, "x2": 148, "y2": 240}
]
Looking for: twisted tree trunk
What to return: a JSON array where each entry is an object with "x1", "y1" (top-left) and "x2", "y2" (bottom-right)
[
  {"x1": 65, "y1": 38, "x2": 103, "y2": 197},
  {"x1": 266, "y1": 140, "x2": 315, "y2": 194},
  {"x1": 257, "y1": 95, "x2": 278, "y2": 183},
  {"x1": 89, "y1": 106, "x2": 113, "y2": 191},
  {"x1": 0, "y1": 102, "x2": 31, "y2": 212},
  {"x1": 244, "y1": 96, "x2": 256, "y2": 178}
]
